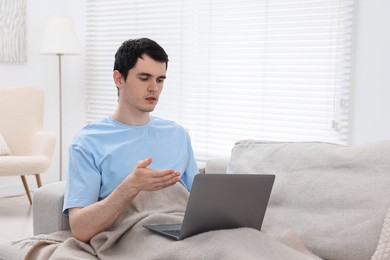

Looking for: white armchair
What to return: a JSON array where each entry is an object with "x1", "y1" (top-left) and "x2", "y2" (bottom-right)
[{"x1": 0, "y1": 86, "x2": 56, "y2": 204}]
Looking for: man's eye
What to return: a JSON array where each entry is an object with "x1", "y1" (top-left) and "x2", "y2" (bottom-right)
[
  {"x1": 139, "y1": 77, "x2": 148, "y2": 81},
  {"x1": 157, "y1": 79, "x2": 165, "y2": 83}
]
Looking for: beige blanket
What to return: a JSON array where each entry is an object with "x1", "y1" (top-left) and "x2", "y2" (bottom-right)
[{"x1": 18, "y1": 183, "x2": 321, "y2": 260}]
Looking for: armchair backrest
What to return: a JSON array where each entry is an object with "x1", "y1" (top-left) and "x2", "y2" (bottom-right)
[{"x1": 0, "y1": 86, "x2": 44, "y2": 155}]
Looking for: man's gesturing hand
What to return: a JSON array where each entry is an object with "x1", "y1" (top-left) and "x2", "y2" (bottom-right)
[
  {"x1": 127, "y1": 157, "x2": 181, "y2": 193},
  {"x1": 68, "y1": 157, "x2": 181, "y2": 243}
]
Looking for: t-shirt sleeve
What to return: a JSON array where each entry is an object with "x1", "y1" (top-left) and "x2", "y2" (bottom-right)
[
  {"x1": 62, "y1": 143, "x2": 102, "y2": 215},
  {"x1": 181, "y1": 135, "x2": 199, "y2": 191}
]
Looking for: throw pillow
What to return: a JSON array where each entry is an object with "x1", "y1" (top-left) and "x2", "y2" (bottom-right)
[
  {"x1": 0, "y1": 133, "x2": 11, "y2": 156},
  {"x1": 227, "y1": 140, "x2": 390, "y2": 260}
]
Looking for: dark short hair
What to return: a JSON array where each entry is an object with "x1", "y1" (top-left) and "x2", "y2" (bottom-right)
[{"x1": 113, "y1": 38, "x2": 169, "y2": 81}]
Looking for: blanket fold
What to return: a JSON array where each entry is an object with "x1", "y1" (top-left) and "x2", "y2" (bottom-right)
[{"x1": 18, "y1": 183, "x2": 321, "y2": 260}]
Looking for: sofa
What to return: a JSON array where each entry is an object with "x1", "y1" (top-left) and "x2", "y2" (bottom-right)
[{"x1": 32, "y1": 140, "x2": 390, "y2": 260}]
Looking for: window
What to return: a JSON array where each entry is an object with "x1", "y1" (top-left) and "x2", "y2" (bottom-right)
[{"x1": 86, "y1": 0, "x2": 354, "y2": 165}]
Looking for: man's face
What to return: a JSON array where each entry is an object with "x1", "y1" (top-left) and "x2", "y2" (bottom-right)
[{"x1": 117, "y1": 55, "x2": 166, "y2": 114}]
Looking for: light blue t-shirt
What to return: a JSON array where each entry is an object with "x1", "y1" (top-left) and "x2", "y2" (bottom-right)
[{"x1": 63, "y1": 116, "x2": 198, "y2": 214}]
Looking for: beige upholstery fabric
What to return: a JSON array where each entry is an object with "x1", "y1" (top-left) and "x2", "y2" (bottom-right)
[
  {"x1": 0, "y1": 86, "x2": 56, "y2": 174},
  {"x1": 227, "y1": 140, "x2": 390, "y2": 260},
  {"x1": 0, "y1": 133, "x2": 11, "y2": 155},
  {"x1": 0, "y1": 86, "x2": 56, "y2": 202}
]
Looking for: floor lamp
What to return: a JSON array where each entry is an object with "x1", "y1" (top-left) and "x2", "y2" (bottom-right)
[{"x1": 41, "y1": 16, "x2": 80, "y2": 181}]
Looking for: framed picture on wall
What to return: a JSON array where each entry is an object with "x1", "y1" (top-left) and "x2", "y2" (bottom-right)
[{"x1": 0, "y1": 0, "x2": 27, "y2": 63}]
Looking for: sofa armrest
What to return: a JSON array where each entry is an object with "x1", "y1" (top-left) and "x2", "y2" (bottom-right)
[
  {"x1": 33, "y1": 181, "x2": 70, "y2": 235},
  {"x1": 205, "y1": 157, "x2": 230, "y2": 174}
]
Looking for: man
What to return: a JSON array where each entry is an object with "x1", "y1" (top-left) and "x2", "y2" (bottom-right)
[{"x1": 63, "y1": 38, "x2": 198, "y2": 242}]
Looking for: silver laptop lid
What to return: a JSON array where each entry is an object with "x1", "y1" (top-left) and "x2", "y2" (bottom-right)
[{"x1": 180, "y1": 174, "x2": 275, "y2": 239}]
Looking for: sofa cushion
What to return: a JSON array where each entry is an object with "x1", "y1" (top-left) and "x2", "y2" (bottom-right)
[
  {"x1": 226, "y1": 140, "x2": 390, "y2": 260},
  {"x1": 0, "y1": 133, "x2": 11, "y2": 156}
]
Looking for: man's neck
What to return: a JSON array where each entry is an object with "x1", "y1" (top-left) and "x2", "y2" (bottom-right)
[{"x1": 111, "y1": 108, "x2": 150, "y2": 126}]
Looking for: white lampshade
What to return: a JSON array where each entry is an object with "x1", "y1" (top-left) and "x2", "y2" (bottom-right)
[{"x1": 41, "y1": 16, "x2": 80, "y2": 55}]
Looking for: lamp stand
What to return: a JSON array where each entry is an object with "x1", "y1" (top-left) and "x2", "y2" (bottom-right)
[
  {"x1": 41, "y1": 16, "x2": 80, "y2": 181},
  {"x1": 57, "y1": 53, "x2": 63, "y2": 181}
]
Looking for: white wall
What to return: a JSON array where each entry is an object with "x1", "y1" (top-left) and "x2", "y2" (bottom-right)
[
  {"x1": 0, "y1": 0, "x2": 86, "y2": 196},
  {"x1": 0, "y1": 0, "x2": 389, "y2": 197},
  {"x1": 350, "y1": 0, "x2": 390, "y2": 144}
]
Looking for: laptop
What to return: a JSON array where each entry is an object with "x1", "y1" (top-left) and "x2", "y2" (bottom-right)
[{"x1": 143, "y1": 173, "x2": 275, "y2": 240}]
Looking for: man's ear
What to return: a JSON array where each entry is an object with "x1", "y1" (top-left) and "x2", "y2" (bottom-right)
[{"x1": 113, "y1": 70, "x2": 124, "y2": 88}]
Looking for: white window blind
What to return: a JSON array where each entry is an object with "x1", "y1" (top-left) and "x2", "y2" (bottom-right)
[{"x1": 86, "y1": 0, "x2": 354, "y2": 165}]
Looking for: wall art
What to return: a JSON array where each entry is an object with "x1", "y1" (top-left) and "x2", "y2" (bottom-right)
[{"x1": 0, "y1": 0, "x2": 27, "y2": 62}]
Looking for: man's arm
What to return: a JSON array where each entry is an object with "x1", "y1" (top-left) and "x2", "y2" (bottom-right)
[{"x1": 68, "y1": 157, "x2": 181, "y2": 242}]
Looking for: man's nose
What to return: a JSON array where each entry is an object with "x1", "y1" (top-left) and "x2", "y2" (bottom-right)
[{"x1": 148, "y1": 81, "x2": 158, "y2": 92}]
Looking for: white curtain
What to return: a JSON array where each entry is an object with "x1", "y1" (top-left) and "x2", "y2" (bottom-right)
[{"x1": 86, "y1": 0, "x2": 354, "y2": 165}]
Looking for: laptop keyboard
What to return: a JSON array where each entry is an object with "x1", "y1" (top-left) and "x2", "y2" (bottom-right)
[{"x1": 163, "y1": 229, "x2": 181, "y2": 237}]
